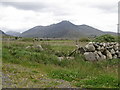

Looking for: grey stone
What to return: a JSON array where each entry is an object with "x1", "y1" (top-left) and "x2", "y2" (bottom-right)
[
  {"x1": 117, "y1": 52, "x2": 120, "y2": 58},
  {"x1": 110, "y1": 49, "x2": 115, "y2": 55},
  {"x1": 96, "y1": 46, "x2": 101, "y2": 51},
  {"x1": 106, "y1": 50, "x2": 112, "y2": 59},
  {"x1": 103, "y1": 43, "x2": 106, "y2": 47},
  {"x1": 101, "y1": 55, "x2": 106, "y2": 60},
  {"x1": 97, "y1": 51, "x2": 103, "y2": 56},
  {"x1": 79, "y1": 47, "x2": 86, "y2": 54},
  {"x1": 113, "y1": 55, "x2": 117, "y2": 59},
  {"x1": 85, "y1": 44, "x2": 95, "y2": 52},
  {"x1": 113, "y1": 45, "x2": 118, "y2": 51},
  {"x1": 35, "y1": 45, "x2": 44, "y2": 51},
  {"x1": 84, "y1": 52, "x2": 97, "y2": 61},
  {"x1": 26, "y1": 46, "x2": 31, "y2": 49},
  {"x1": 100, "y1": 46, "x2": 104, "y2": 52}
]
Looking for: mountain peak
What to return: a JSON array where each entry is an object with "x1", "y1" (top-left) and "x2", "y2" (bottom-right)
[{"x1": 58, "y1": 20, "x2": 73, "y2": 24}]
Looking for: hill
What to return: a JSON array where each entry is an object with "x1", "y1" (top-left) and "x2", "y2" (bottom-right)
[
  {"x1": 0, "y1": 30, "x2": 7, "y2": 36},
  {"x1": 20, "y1": 21, "x2": 116, "y2": 38},
  {"x1": 6, "y1": 31, "x2": 21, "y2": 36}
]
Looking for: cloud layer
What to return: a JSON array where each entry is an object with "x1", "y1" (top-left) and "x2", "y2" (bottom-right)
[{"x1": 0, "y1": 0, "x2": 118, "y2": 33}]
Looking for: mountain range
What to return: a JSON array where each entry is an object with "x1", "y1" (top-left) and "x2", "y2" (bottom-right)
[
  {"x1": 6, "y1": 31, "x2": 21, "y2": 36},
  {"x1": 20, "y1": 21, "x2": 116, "y2": 38},
  {"x1": 1, "y1": 21, "x2": 116, "y2": 38}
]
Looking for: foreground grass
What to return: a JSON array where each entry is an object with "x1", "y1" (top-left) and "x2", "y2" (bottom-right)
[{"x1": 2, "y1": 40, "x2": 119, "y2": 88}]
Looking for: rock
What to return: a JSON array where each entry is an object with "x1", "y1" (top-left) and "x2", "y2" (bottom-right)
[
  {"x1": 110, "y1": 49, "x2": 115, "y2": 55},
  {"x1": 113, "y1": 45, "x2": 118, "y2": 51},
  {"x1": 35, "y1": 45, "x2": 43, "y2": 51},
  {"x1": 97, "y1": 55, "x2": 106, "y2": 61},
  {"x1": 100, "y1": 46, "x2": 104, "y2": 52},
  {"x1": 85, "y1": 44, "x2": 95, "y2": 52},
  {"x1": 97, "y1": 51, "x2": 106, "y2": 60},
  {"x1": 117, "y1": 52, "x2": 120, "y2": 58},
  {"x1": 58, "y1": 57, "x2": 64, "y2": 61},
  {"x1": 106, "y1": 50, "x2": 112, "y2": 59},
  {"x1": 99, "y1": 43, "x2": 103, "y2": 46},
  {"x1": 97, "y1": 51, "x2": 103, "y2": 56},
  {"x1": 94, "y1": 51, "x2": 99, "y2": 60},
  {"x1": 66, "y1": 57, "x2": 74, "y2": 59},
  {"x1": 96, "y1": 46, "x2": 101, "y2": 51},
  {"x1": 103, "y1": 43, "x2": 106, "y2": 47},
  {"x1": 101, "y1": 55, "x2": 106, "y2": 60},
  {"x1": 26, "y1": 46, "x2": 31, "y2": 49},
  {"x1": 82, "y1": 42, "x2": 119, "y2": 61},
  {"x1": 79, "y1": 47, "x2": 86, "y2": 54},
  {"x1": 84, "y1": 52, "x2": 97, "y2": 61},
  {"x1": 93, "y1": 43, "x2": 99, "y2": 48},
  {"x1": 113, "y1": 55, "x2": 117, "y2": 59}
]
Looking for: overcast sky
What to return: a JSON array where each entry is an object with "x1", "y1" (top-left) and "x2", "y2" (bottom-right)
[{"x1": 0, "y1": 0, "x2": 119, "y2": 33}]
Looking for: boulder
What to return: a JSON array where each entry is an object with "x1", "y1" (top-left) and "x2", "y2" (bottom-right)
[
  {"x1": 97, "y1": 51, "x2": 106, "y2": 60},
  {"x1": 84, "y1": 52, "x2": 97, "y2": 61},
  {"x1": 85, "y1": 44, "x2": 95, "y2": 52}
]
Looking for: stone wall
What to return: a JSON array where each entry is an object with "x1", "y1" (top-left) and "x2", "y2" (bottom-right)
[{"x1": 80, "y1": 42, "x2": 120, "y2": 61}]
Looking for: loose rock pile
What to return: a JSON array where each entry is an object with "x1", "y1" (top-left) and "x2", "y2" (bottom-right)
[{"x1": 80, "y1": 42, "x2": 120, "y2": 61}]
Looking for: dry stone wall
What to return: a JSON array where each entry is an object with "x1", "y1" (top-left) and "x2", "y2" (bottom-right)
[{"x1": 80, "y1": 42, "x2": 120, "y2": 61}]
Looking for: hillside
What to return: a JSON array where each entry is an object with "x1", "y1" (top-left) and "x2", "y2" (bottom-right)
[
  {"x1": 6, "y1": 31, "x2": 21, "y2": 36},
  {"x1": 20, "y1": 21, "x2": 85, "y2": 38},
  {"x1": 0, "y1": 30, "x2": 7, "y2": 36},
  {"x1": 20, "y1": 21, "x2": 116, "y2": 38}
]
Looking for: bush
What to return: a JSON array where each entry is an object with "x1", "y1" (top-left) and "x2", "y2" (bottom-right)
[
  {"x1": 79, "y1": 37, "x2": 90, "y2": 42},
  {"x1": 93, "y1": 34, "x2": 117, "y2": 42}
]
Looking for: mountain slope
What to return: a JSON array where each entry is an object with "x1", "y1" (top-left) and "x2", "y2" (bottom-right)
[
  {"x1": 0, "y1": 30, "x2": 7, "y2": 36},
  {"x1": 20, "y1": 21, "x2": 84, "y2": 38},
  {"x1": 77, "y1": 24, "x2": 104, "y2": 36},
  {"x1": 78, "y1": 24, "x2": 116, "y2": 36},
  {"x1": 20, "y1": 21, "x2": 116, "y2": 38},
  {"x1": 6, "y1": 31, "x2": 21, "y2": 36}
]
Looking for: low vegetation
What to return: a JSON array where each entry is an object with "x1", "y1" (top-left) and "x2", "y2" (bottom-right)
[
  {"x1": 2, "y1": 35, "x2": 119, "y2": 88},
  {"x1": 93, "y1": 34, "x2": 117, "y2": 42}
]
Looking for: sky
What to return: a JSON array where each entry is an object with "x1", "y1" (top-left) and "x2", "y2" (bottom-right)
[{"x1": 0, "y1": 0, "x2": 119, "y2": 33}]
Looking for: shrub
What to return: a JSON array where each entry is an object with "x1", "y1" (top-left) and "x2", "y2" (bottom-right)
[
  {"x1": 93, "y1": 34, "x2": 117, "y2": 42},
  {"x1": 79, "y1": 37, "x2": 90, "y2": 42}
]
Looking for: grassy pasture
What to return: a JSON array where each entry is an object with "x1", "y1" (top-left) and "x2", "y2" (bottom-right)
[{"x1": 2, "y1": 39, "x2": 119, "y2": 88}]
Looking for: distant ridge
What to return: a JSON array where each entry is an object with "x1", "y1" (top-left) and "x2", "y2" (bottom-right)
[
  {"x1": 6, "y1": 31, "x2": 21, "y2": 36},
  {"x1": 0, "y1": 30, "x2": 7, "y2": 36},
  {"x1": 20, "y1": 20, "x2": 116, "y2": 38}
]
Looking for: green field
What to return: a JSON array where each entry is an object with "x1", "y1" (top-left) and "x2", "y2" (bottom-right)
[{"x1": 2, "y1": 38, "x2": 119, "y2": 88}]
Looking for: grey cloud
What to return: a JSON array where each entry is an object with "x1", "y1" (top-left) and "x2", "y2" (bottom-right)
[
  {"x1": 0, "y1": 2, "x2": 70, "y2": 16},
  {"x1": 1, "y1": 2, "x2": 49, "y2": 11}
]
